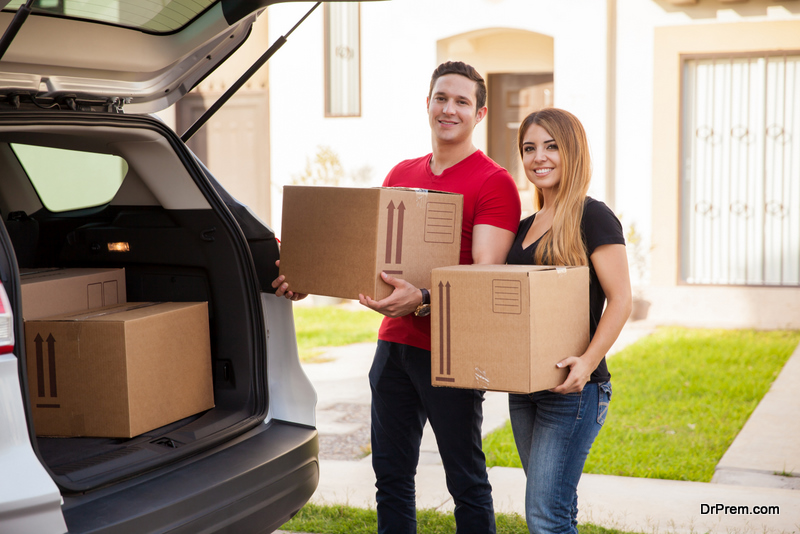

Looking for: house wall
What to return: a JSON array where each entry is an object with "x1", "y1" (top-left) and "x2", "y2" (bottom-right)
[
  {"x1": 645, "y1": 16, "x2": 800, "y2": 328},
  {"x1": 266, "y1": 0, "x2": 608, "y2": 235}
]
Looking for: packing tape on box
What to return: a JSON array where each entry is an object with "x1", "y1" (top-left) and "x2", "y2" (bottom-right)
[
  {"x1": 474, "y1": 366, "x2": 490, "y2": 389},
  {"x1": 62, "y1": 302, "x2": 162, "y2": 320},
  {"x1": 416, "y1": 191, "x2": 426, "y2": 208},
  {"x1": 556, "y1": 267, "x2": 567, "y2": 275}
]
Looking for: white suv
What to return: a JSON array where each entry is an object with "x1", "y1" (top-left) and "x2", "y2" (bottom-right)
[{"x1": 0, "y1": 1, "x2": 368, "y2": 532}]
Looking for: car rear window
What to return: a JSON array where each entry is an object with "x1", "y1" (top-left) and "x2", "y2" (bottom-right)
[
  {"x1": 11, "y1": 143, "x2": 128, "y2": 213},
  {"x1": 4, "y1": 0, "x2": 216, "y2": 33}
]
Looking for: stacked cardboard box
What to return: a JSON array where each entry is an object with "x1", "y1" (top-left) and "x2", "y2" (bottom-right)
[
  {"x1": 21, "y1": 267, "x2": 127, "y2": 320},
  {"x1": 22, "y1": 268, "x2": 214, "y2": 438}
]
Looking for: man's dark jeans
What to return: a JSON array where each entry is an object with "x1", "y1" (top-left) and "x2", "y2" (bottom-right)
[{"x1": 369, "y1": 340, "x2": 495, "y2": 534}]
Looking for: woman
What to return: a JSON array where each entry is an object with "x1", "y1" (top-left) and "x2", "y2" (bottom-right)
[{"x1": 507, "y1": 108, "x2": 632, "y2": 534}]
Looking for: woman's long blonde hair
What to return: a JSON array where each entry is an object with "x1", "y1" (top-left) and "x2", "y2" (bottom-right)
[{"x1": 517, "y1": 108, "x2": 591, "y2": 267}]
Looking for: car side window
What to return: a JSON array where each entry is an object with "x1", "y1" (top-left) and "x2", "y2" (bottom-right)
[{"x1": 11, "y1": 144, "x2": 128, "y2": 213}]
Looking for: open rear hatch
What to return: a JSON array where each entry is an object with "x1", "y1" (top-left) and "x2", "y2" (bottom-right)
[{"x1": 0, "y1": 111, "x2": 268, "y2": 492}]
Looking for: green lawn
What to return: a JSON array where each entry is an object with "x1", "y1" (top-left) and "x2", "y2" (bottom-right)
[
  {"x1": 281, "y1": 503, "x2": 638, "y2": 534},
  {"x1": 293, "y1": 304, "x2": 382, "y2": 362},
  {"x1": 483, "y1": 327, "x2": 800, "y2": 482}
]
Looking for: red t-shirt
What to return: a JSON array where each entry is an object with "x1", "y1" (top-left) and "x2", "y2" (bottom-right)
[{"x1": 378, "y1": 150, "x2": 521, "y2": 351}]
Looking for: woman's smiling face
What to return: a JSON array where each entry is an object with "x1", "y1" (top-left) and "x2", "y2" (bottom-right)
[{"x1": 521, "y1": 123, "x2": 561, "y2": 192}]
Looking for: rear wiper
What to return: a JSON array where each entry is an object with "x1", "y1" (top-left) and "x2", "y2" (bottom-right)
[
  {"x1": 181, "y1": 1, "x2": 321, "y2": 143},
  {"x1": 0, "y1": 0, "x2": 34, "y2": 62}
]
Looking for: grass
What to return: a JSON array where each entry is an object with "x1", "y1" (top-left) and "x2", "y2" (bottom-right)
[
  {"x1": 293, "y1": 304, "x2": 382, "y2": 362},
  {"x1": 483, "y1": 327, "x2": 800, "y2": 482},
  {"x1": 281, "y1": 503, "x2": 637, "y2": 534}
]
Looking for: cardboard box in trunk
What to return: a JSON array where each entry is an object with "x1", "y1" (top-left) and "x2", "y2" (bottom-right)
[
  {"x1": 431, "y1": 265, "x2": 590, "y2": 394},
  {"x1": 279, "y1": 186, "x2": 463, "y2": 301},
  {"x1": 25, "y1": 302, "x2": 214, "y2": 438},
  {"x1": 21, "y1": 267, "x2": 126, "y2": 320}
]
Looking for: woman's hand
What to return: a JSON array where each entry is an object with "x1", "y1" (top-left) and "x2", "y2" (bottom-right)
[
  {"x1": 550, "y1": 355, "x2": 594, "y2": 394},
  {"x1": 551, "y1": 243, "x2": 632, "y2": 394},
  {"x1": 271, "y1": 260, "x2": 308, "y2": 301}
]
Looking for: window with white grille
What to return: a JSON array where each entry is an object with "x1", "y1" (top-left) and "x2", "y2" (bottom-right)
[
  {"x1": 681, "y1": 53, "x2": 800, "y2": 286},
  {"x1": 324, "y1": 3, "x2": 361, "y2": 117}
]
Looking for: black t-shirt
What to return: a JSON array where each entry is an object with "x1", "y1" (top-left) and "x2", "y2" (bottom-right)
[{"x1": 506, "y1": 197, "x2": 624, "y2": 383}]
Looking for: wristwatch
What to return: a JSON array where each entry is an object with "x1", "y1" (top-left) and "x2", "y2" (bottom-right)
[{"x1": 414, "y1": 288, "x2": 431, "y2": 317}]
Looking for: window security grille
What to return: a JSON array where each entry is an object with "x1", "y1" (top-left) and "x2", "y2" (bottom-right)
[{"x1": 682, "y1": 53, "x2": 800, "y2": 286}]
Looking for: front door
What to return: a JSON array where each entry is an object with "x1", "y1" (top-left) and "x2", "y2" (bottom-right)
[{"x1": 488, "y1": 73, "x2": 554, "y2": 190}]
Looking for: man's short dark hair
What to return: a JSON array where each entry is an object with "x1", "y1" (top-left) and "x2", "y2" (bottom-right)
[{"x1": 428, "y1": 61, "x2": 487, "y2": 111}]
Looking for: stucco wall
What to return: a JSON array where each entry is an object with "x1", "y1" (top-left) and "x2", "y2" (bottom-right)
[
  {"x1": 646, "y1": 17, "x2": 800, "y2": 327},
  {"x1": 266, "y1": 0, "x2": 607, "y2": 234}
]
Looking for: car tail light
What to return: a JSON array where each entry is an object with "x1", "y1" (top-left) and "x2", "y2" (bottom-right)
[{"x1": 0, "y1": 281, "x2": 15, "y2": 354}]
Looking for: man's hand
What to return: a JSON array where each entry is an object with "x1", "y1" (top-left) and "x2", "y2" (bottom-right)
[
  {"x1": 359, "y1": 272, "x2": 423, "y2": 318},
  {"x1": 271, "y1": 260, "x2": 308, "y2": 301}
]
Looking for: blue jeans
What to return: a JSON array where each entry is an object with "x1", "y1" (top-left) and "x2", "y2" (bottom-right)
[
  {"x1": 508, "y1": 382, "x2": 611, "y2": 534},
  {"x1": 369, "y1": 340, "x2": 495, "y2": 534}
]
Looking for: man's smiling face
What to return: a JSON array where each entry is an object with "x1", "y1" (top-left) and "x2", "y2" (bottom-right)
[{"x1": 427, "y1": 73, "x2": 486, "y2": 146}]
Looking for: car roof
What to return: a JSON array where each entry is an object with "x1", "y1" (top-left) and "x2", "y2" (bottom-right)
[{"x1": 0, "y1": 0, "x2": 376, "y2": 114}]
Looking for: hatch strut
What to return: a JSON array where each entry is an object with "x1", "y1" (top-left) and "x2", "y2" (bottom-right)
[
  {"x1": 181, "y1": 1, "x2": 321, "y2": 142},
  {"x1": 0, "y1": 0, "x2": 34, "y2": 62}
]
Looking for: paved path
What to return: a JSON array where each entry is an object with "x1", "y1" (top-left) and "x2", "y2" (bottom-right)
[{"x1": 283, "y1": 321, "x2": 800, "y2": 534}]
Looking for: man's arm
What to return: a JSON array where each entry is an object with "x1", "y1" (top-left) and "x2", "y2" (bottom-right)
[
  {"x1": 271, "y1": 260, "x2": 308, "y2": 301},
  {"x1": 472, "y1": 224, "x2": 515, "y2": 265},
  {"x1": 358, "y1": 272, "x2": 424, "y2": 318}
]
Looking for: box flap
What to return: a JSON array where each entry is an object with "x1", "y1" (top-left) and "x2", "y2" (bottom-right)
[
  {"x1": 29, "y1": 302, "x2": 208, "y2": 323},
  {"x1": 379, "y1": 186, "x2": 463, "y2": 197}
]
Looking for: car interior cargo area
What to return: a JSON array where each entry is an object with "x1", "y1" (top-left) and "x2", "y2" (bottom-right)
[{"x1": 0, "y1": 113, "x2": 273, "y2": 492}]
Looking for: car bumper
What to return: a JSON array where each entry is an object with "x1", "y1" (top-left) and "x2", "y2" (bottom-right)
[{"x1": 62, "y1": 421, "x2": 319, "y2": 534}]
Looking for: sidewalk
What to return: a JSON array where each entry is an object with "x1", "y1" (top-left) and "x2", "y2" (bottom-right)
[{"x1": 290, "y1": 321, "x2": 800, "y2": 534}]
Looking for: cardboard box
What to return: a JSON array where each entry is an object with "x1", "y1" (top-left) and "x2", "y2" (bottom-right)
[
  {"x1": 279, "y1": 186, "x2": 463, "y2": 301},
  {"x1": 21, "y1": 268, "x2": 126, "y2": 320},
  {"x1": 431, "y1": 265, "x2": 590, "y2": 393},
  {"x1": 25, "y1": 302, "x2": 214, "y2": 438}
]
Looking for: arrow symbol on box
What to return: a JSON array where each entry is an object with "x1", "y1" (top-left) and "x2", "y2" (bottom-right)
[
  {"x1": 386, "y1": 201, "x2": 395, "y2": 263},
  {"x1": 385, "y1": 201, "x2": 406, "y2": 265},
  {"x1": 395, "y1": 202, "x2": 405, "y2": 263},
  {"x1": 438, "y1": 282, "x2": 444, "y2": 374},
  {"x1": 438, "y1": 281, "x2": 452, "y2": 376},
  {"x1": 445, "y1": 281, "x2": 451, "y2": 375},
  {"x1": 47, "y1": 334, "x2": 57, "y2": 397},
  {"x1": 35, "y1": 333, "x2": 45, "y2": 397}
]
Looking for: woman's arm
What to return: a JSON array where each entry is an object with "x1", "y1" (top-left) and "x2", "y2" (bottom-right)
[{"x1": 550, "y1": 243, "x2": 632, "y2": 394}]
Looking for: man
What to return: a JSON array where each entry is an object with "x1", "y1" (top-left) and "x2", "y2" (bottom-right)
[{"x1": 275, "y1": 61, "x2": 521, "y2": 533}]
